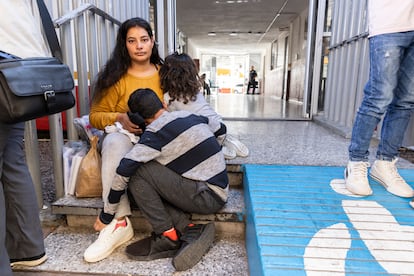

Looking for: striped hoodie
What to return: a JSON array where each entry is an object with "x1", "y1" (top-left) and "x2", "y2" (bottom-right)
[{"x1": 100, "y1": 110, "x2": 228, "y2": 223}]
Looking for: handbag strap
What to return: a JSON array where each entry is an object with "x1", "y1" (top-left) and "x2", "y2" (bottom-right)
[{"x1": 36, "y1": 0, "x2": 63, "y2": 61}]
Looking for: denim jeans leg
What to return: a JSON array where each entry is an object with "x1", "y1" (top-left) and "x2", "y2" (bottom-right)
[
  {"x1": 377, "y1": 34, "x2": 414, "y2": 160},
  {"x1": 349, "y1": 33, "x2": 414, "y2": 161},
  {"x1": 349, "y1": 111, "x2": 381, "y2": 161},
  {"x1": 378, "y1": 109, "x2": 413, "y2": 160}
]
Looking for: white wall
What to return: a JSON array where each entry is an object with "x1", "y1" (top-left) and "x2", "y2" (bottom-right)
[
  {"x1": 186, "y1": 39, "x2": 199, "y2": 59},
  {"x1": 263, "y1": 9, "x2": 308, "y2": 101}
]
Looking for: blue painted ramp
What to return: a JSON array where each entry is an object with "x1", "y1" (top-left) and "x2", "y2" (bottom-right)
[{"x1": 243, "y1": 164, "x2": 414, "y2": 276}]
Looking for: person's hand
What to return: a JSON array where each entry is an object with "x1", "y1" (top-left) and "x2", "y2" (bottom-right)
[
  {"x1": 117, "y1": 113, "x2": 143, "y2": 135},
  {"x1": 93, "y1": 216, "x2": 106, "y2": 232}
]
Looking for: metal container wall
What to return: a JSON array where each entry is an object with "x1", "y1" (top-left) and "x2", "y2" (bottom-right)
[{"x1": 323, "y1": 0, "x2": 369, "y2": 137}]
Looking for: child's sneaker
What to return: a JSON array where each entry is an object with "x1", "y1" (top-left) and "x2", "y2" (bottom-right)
[
  {"x1": 172, "y1": 222, "x2": 215, "y2": 271},
  {"x1": 125, "y1": 232, "x2": 181, "y2": 261},
  {"x1": 222, "y1": 145, "x2": 236, "y2": 159},
  {"x1": 223, "y1": 134, "x2": 249, "y2": 157}
]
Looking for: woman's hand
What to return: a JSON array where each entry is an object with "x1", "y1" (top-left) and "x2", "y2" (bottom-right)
[
  {"x1": 117, "y1": 113, "x2": 143, "y2": 135},
  {"x1": 93, "y1": 216, "x2": 106, "y2": 232}
]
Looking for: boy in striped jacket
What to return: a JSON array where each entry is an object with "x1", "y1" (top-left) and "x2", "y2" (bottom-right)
[{"x1": 94, "y1": 88, "x2": 228, "y2": 271}]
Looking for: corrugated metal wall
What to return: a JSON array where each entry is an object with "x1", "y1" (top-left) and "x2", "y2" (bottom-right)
[
  {"x1": 27, "y1": 0, "x2": 150, "y2": 205},
  {"x1": 321, "y1": 0, "x2": 414, "y2": 146},
  {"x1": 321, "y1": 0, "x2": 369, "y2": 137}
]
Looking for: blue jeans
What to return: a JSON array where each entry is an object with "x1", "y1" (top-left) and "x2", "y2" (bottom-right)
[{"x1": 349, "y1": 31, "x2": 414, "y2": 161}]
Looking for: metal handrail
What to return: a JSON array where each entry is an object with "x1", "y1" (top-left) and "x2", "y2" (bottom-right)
[
  {"x1": 28, "y1": 3, "x2": 124, "y2": 207},
  {"x1": 56, "y1": 3, "x2": 122, "y2": 139},
  {"x1": 54, "y1": 3, "x2": 121, "y2": 27}
]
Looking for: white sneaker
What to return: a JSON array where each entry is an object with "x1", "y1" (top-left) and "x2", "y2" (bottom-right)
[
  {"x1": 370, "y1": 159, "x2": 414, "y2": 198},
  {"x1": 222, "y1": 145, "x2": 236, "y2": 159},
  {"x1": 344, "y1": 161, "x2": 372, "y2": 196},
  {"x1": 223, "y1": 134, "x2": 249, "y2": 157},
  {"x1": 84, "y1": 217, "x2": 134, "y2": 263},
  {"x1": 409, "y1": 199, "x2": 414, "y2": 209}
]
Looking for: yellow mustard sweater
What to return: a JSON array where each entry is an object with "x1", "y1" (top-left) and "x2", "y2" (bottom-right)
[{"x1": 89, "y1": 71, "x2": 163, "y2": 130}]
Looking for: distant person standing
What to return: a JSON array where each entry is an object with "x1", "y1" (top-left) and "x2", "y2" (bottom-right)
[
  {"x1": 200, "y1": 73, "x2": 210, "y2": 95},
  {"x1": 345, "y1": 0, "x2": 414, "y2": 200},
  {"x1": 0, "y1": 0, "x2": 50, "y2": 274},
  {"x1": 246, "y1": 66, "x2": 257, "y2": 94}
]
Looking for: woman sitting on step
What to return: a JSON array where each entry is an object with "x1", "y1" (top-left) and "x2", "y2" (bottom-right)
[{"x1": 85, "y1": 17, "x2": 164, "y2": 263}]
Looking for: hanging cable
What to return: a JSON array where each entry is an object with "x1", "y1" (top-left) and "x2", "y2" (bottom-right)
[{"x1": 258, "y1": 0, "x2": 289, "y2": 43}]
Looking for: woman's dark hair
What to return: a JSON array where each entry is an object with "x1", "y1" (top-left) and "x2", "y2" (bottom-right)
[
  {"x1": 91, "y1": 17, "x2": 163, "y2": 104},
  {"x1": 159, "y1": 52, "x2": 201, "y2": 105}
]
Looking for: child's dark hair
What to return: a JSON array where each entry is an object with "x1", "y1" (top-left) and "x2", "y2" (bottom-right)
[
  {"x1": 128, "y1": 88, "x2": 163, "y2": 119},
  {"x1": 159, "y1": 52, "x2": 201, "y2": 105}
]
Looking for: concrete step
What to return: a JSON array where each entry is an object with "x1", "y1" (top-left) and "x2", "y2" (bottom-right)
[
  {"x1": 51, "y1": 168, "x2": 245, "y2": 238},
  {"x1": 15, "y1": 168, "x2": 248, "y2": 275},
  {"x1": 14, "y1": 224, "x2": 248, "y2": 276},
  {"x1": 14, "y1": 162, "x2": 248, "y2": 275},
  {"x1": 52, "y1": 186, "x2": 245, "y2": 238}
]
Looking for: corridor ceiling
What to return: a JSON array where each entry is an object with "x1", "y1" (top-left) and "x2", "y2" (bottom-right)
[{"x1": 176, "y1": 0, "x2": 309, "y2": 53}]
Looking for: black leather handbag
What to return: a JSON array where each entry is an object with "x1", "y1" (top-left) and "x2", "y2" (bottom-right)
[
  {"x1": 0, "y1": 57, "x2": 75, "y2": 123},
  {"x1": 0, "y1": 0, "x2": 75, "y2": 123}
]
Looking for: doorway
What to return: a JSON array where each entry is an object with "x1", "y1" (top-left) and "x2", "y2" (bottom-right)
[{"x1": 171, "y1": 0, "x2": 316, "y2": 120}]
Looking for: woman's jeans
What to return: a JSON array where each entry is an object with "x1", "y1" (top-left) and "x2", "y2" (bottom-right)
[
  {"x1": 349, "y1": 31, "x2": 414, "y2": 161},
  {"x1": 101, "y1": 132, "x2": 133, "y2": 218}
]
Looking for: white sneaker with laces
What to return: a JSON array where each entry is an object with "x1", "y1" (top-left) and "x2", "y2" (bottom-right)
[
  {"x1": 222, "y1": 145, "x2": 236, "y2": 159},
  {"x1": 84, "y1": 217, "x2": 134, "y2": 263},
  {"x1": 223, "y1": 134, "x2": 249, "y2": 157},
  {"x1": 370, "y1": 159, "x2": 414, "y2": 198},
  {"x1": 344, "y1": 161, "x2": 372, "y2": 196}
]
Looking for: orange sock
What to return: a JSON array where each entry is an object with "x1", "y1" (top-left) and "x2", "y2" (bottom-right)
[
  {"x1": 163, "y1": 227, "x2": 178, "y2": 241},
  {"x1": 114, "y1": 219, "x2": 127, "y2": 231}
]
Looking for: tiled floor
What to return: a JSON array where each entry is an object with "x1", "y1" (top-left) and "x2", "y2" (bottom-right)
[
  {"x1": 207, "y1": 92, "x2": 306, "y2": 120},
  {"x1": 25, "y1": 91, "x2": 414, "y2": 275},
  {"x1": 223, "y1": 120, "x2": 414, "y2": 168}
]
